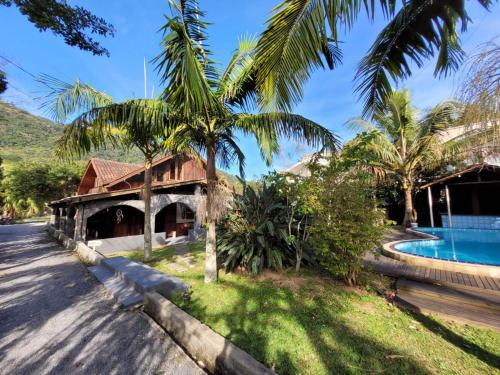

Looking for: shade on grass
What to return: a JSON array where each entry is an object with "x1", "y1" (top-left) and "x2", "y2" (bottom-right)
[{"x1": 120, "y1": 243, "x2": 500, "y2": 374}]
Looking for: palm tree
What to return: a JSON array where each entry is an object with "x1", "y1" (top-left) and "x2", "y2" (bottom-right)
[
  {"x1": 41, "y1": 76, "x2": 179, "y2": 261},
  {"x1": 155, "y1": 0, "x2": 339, "y2": 283},
  {"x1": 343, "y1": 90, "x2": 460, "y2": 228},
  {"x1": 254, "y1": 0, "x2": 494, "y2": 116}
]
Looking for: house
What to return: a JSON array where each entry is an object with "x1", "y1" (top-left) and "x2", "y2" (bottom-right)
[
  {"x1": 49, "y1": 153, "x2": 209, "y2": 253},
  {"x1": 280, "y1": 152, "x2": 332, "y2": 177}
]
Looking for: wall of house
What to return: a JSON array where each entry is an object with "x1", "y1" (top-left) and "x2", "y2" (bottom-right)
[{"x1": 73, "y1": 192, "x2": 203, "y2": 243}]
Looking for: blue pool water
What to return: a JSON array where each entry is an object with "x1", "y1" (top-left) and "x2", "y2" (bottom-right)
[{"x1": 394, "y1": 228, "x2": 500, "y2": 266}]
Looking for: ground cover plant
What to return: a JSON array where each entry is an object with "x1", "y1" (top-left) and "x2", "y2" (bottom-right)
[{"x1": 120, "y1": 243, "x2": 500, "y2": 375}]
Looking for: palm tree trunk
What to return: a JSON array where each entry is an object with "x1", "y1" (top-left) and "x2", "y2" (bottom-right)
[
  {"x1": 144, "y1": 158, "x2": 153, "y2": 262},
  {"x1": 205, "y1": 143, "x2": 218, "y2": 283},
  {"x1": 402, "y1": 185, "x2": 414, "y2": 229}
]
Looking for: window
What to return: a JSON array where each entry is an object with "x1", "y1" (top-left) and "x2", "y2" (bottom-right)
[
  {"x1": 169, "y1": 160, "x2": 175, "y2": 180},
  {"x1": 155, "y1": 163, "x2": 166, "y2": 182},
  {"x1": 177, "y1": 203, "x2": 195, "y2": 222}
]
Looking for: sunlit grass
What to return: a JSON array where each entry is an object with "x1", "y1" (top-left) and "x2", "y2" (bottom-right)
[{"x1": 122, "y1": 242, "x2": 500, "y2": 375}]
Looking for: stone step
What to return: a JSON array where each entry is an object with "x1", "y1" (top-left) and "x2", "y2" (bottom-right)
[
  {"x1": 396, "y1": 279, "x2": 500, "y2": 331},
  {"x1": 101, "y1": 256, "x2": 188, "y2": 298},
  {"x1": 397, "y1": 278, "x2": 500, "y2": 312},
  {"x1": 88, "y1": 265, "x2": 143, "y2": 308}
]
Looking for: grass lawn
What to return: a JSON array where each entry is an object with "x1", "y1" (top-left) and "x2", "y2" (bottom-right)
[{"x1": 120, "y1": 242, "x2": 500, "y2": 375}]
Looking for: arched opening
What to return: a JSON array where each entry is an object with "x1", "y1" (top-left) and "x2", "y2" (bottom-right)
[
  {"x1": 155, "y1": 203, "x2": 195, "y2": 237},
  {"x1": 86, "y1": 205, "x2": 144, "y2": 240}
]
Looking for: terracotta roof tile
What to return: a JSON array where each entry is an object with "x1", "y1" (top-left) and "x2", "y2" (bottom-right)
[{"x1": 91, "y1": 159, "x2": 141, "y2": 185}]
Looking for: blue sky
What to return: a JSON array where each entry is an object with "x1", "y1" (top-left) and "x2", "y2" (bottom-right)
[{"x1": 1, "y1": 1, "x2": 498, "y2": 178}]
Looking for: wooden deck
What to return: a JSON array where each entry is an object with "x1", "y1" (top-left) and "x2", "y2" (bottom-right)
[
  {"x1": 364, "y1": 252, "x2": 500, "y2": 294},
  {"x1": 364, "y1": 230, "x2": 500, "y2": 330}
]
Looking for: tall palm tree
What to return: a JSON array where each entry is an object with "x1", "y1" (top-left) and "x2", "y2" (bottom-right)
[
  {"x1": 41, "y1": 76, "x2": 179, "y2": 261},
  {"x1": 254, "y1": 0, "x2": 494, "y2": 116},
  {"x1": 155, "y1": 0, "x2": 339, "y2": 283},
  {"x1": 343, "y1": 90, "x2": 460, "y2": 228}
]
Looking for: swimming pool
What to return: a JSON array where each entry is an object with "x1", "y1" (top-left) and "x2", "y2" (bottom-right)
[{"x1": 394, "y1": 228, "x2": 500, "y2": 266}]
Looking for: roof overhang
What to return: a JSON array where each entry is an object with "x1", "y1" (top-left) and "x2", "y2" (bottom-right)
[
  {"x1": 49, "y1": 179, "x2": 206, "y2": 206},
  {"x1": 420, "y1": 163, "x2": 500, "y2": 189}
]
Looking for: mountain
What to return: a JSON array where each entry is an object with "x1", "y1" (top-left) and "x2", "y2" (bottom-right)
[
  {"x1": 0, "y1": 102, "x2": 243, "y2": 188},
  {"x1": 0, "y1": 101, "x2": 144, "y2": 165}
]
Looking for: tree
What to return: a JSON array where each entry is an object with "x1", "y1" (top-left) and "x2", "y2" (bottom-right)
[
  {"x1": 254, "y1": 0, "x2": 495, "y2": 116},
  {"x1": 155, "y1": 0, "x2": 339, "y2": 283},
  {"x1": 42, "y1": 77, "x2": 179, "y2": 261},
  {"x1": 344, "y1": 90, "x2": 460, "y2": 227},
  {"x1": 1, "y1": 162, "x2": 81, "y2": 218},
  {"x1": 0, "y1": 0, "x2": 114, "y2": 56}
]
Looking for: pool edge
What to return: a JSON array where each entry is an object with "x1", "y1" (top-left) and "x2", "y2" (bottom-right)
[{"x1": 382, "y1": 228, "x2": 500, "y2": 278}]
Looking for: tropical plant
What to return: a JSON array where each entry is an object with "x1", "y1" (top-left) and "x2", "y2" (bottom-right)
[
  {"x1": 306, "y1": 161, "x2": 385, "y2": 285},
  {"x1": 217, "y1": 180, "x2": 293, "y2": 275},
  {"x1": 343, "y1": 90, "x2": 461, "y2": 227},
  {"x1": 156, "y1": 0, "x2": 339, "y2": 283},
  {"x1": 41, "y1": 76, "x2": 179, "y2": 261},
  {"x1": 255, "y1": 0, "x2": 495, "y2": 116},
  {"x1": 453, "y1": 40, "x2": 500, "y2": 161}
]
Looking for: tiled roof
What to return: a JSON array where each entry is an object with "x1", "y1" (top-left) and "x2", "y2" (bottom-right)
[
  {"x1": 105, "y1": 154, "x2": 175, "y2": 188},
  {"x1": 91, "y1": 159, "x2": 141, "y2": 185}
]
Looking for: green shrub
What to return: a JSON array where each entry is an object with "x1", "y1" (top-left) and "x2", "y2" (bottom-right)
[
  {"x1": 217, "y1": 181, "x2": 293, "y2": 275},
  {"x1": 308, "y1": 164, "x2": 385, "y2": 284}
]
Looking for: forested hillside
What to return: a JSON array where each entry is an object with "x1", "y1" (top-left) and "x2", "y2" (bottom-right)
[{"x1": 0, "y1": 101, "x2": 144, "y2": 165}]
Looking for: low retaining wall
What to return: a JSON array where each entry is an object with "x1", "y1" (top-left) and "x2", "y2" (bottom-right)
[
  {"x1": 47, "y1": 225, "x2": 104, "y2": 266},
  {"x1": 144, "y1": 292, "x2": 275, "y2": 375},
  {"x1": 76, "y1": 242, "x2": 105, "y2": 265},
  {"x1": 46, "y1": 225, "x2": 77, "y2": 251}
]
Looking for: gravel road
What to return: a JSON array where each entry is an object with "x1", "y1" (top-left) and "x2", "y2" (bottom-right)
[{"x1": 0, "y1": 223, "x2": 204, "y2": 375}]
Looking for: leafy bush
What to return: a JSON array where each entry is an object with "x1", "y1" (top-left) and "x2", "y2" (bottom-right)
[
  {"x1": 308, "y1": 163, "x2": 385, "y2": 284},
  {"x1": 217, "y1": 181, "x2": 293, "y2": 275}
]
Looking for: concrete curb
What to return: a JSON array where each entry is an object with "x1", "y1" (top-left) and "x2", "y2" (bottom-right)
[
  {"x1": 46, "y1": 225, "x2": 104, "y2": 265},
  {"x1": 144, "y1": 292, "x2": 276, "y2": 375}
]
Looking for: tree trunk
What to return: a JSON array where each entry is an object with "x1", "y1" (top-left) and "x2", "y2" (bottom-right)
[
  {"x1": 204, "y1": 144, "x2": 218, "y2": 283},
  {"x1": 295, "y1": 251, "x2": 302, "y2": 272},
  {"x1": 402, "y1": 185, "x2": 414, "y2": 229},
  {"x1": 143, "y1": 158, "x2": 153, "y2": 262}
]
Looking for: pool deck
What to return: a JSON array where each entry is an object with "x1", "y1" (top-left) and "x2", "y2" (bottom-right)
[
  {"x1": 365, "y1": 228, "x2": 500, "y2": 331},
  {"x1": 364, "y1": 251, "x2": 500, "y2": 293}
]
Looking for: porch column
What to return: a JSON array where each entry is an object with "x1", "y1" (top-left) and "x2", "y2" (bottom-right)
[
  {"x1": 445, "y1": 185, "x2": 452, "y2": 228},
  {"x1": 427, "y1": 187, "x2": 435, "y2": 228},
  {"x1": 50, "y1": 208, "x2": 57, "y2": 226},
  {"x1": 74, "y1": 204, "x2": 84, "y2": 241},
  {"x1": 194, "y1": 184, "x2": 203, "y2": 230}
]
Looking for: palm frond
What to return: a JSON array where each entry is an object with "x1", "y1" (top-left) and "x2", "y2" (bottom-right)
[
  {"x1": 154, "y1": 2, "x2": 219, "y2": 116},
  {"x1": 55, "y1": 99, "x2": 179, "y2": 160},
  {"x1": 38, "y1": 74, "x2": 114, "y2": 123},
  {"x1": 236, "y1": 112, "x2": 339, "y2": 164},
  {"x1": 354, "y1": 1, "x2": 490, "y2": 117},
  {"x1": 217, "y1": 132, "x2": 246, "y2": 178},
  {"x1": 217, "y1": 35, "x2": 258, "y2": 109},
  {"x1": 255, "y1": 0, "x2": 342, "y2": 111}
]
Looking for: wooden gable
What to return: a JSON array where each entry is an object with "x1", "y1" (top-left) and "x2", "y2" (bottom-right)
[
  {"x1": 105, "y1": 154, "x2": 206, "y2": 192},
  {"x1": 77, "y1": 161, "x2": 99, "y2": 195}
]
